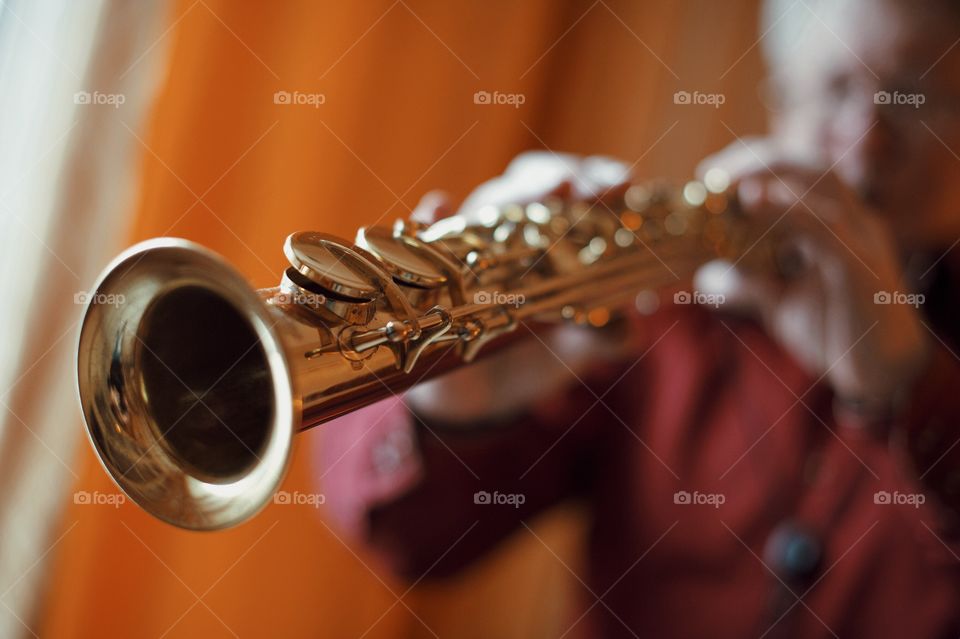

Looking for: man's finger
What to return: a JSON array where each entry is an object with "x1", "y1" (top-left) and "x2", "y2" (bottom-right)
[
  {"x1": 694, "y1": 259, "x2": 781, "y2": 316},
  {"x1": 411, "y1": 190, "x2": 453, "y2": 224}
]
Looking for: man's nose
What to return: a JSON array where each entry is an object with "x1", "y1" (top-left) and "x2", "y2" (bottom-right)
[{"x1": 830, "y1": 99, "x2": 897, "y2": 185}]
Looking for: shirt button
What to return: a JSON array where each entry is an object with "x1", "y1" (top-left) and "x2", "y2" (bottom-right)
[{"x1": 764, "y1": 521, "x2": 822, "y2": 585}]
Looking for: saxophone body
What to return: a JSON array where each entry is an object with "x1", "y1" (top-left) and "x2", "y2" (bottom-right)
[{"x1": 76, "y1": 177, "x2": 755, "y2": 530}]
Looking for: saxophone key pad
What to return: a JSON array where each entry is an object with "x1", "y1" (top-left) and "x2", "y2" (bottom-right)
[
  {"x1": 284, "y1": 232, "x2": 380, "y2": 300},
  {"x1": 355, "y1": 226, "x2": 447, "y2": 289}
]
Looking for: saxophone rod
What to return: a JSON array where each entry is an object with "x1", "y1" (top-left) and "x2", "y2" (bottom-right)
[{"x1": 349, "y1": 247, "x2": 706, "y2": 353}]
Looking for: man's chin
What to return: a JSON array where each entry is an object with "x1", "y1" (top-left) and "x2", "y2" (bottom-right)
[
  {"x1": 886, "y1": 217, "x2": 937, "y2": 252},
  {"x1": 864, "y1": 199, "x2": 929, "y2": 249}
]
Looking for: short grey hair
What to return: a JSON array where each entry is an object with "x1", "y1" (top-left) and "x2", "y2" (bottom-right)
[
  {"x1": 760, "y1": 0, "x2": 848, "y2": 68},
  {"x1": 762, "y1": 0, "x2": 960, "y2": 67}
]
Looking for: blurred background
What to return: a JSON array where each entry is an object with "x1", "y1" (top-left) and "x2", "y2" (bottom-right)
[{"x1": 0, "y1": 0, "x2": 767, "y2": 636}]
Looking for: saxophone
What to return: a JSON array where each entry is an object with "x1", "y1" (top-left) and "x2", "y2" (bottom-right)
[{"x1": 76, "y1": 173, "x2": 762, "y2": 530}]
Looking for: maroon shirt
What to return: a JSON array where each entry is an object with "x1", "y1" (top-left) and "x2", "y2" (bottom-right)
[{"x1": 317, "y1": 255, "x2": 960, "y2": 638}]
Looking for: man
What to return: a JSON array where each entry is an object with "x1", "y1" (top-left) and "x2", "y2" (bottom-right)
[{"x1": 319, "y1": 0, "x2": 960, "y2": 636}]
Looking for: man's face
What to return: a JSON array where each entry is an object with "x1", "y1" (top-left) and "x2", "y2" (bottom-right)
[{"x1": 770, "y1": 0, "x2": 960, "y2": 249}]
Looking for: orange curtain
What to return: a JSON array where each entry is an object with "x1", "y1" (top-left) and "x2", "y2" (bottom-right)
[{"x1": 40, "y1": 1, "x2": 764, "y2": 636}]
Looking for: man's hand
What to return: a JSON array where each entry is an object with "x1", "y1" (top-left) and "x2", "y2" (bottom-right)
[{"x1": 695, "y1": 138, "x2": 931, "y2": 409}]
